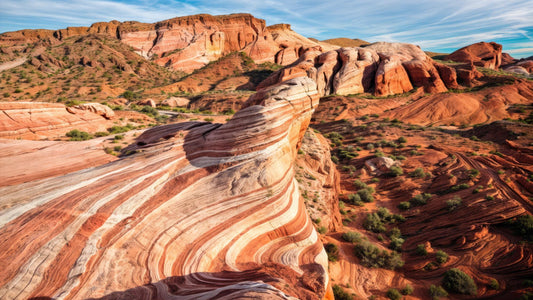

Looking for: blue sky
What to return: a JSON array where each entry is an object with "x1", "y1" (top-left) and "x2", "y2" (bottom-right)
[{"x1": 1, "y1": 0, "x2": 532, "y2": 58}]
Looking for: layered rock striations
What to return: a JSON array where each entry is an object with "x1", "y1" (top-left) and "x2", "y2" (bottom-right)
[
  {"x1": 0, "y1": 102, "x2": 113, "y2": 140},
  {"x1": 0, "y1": 77, "x2": 332, "y2": 299},
  {"x1": 0, "y1": 14, "x2": 331, "y2": 73}
]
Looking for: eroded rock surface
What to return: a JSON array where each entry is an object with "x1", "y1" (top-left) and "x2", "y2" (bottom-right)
[
  {"x1": 0, "y1": 77, "x2": 331, "y2": 299},
  {"x1": 258, "y1": 42, "x2": 451, "y2": 97}
]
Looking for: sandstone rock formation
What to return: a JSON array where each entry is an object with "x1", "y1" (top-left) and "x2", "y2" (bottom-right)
[
  {"x1": 0, "y1": 77, "x2": 332, "y2": 299},
  {"x1": 258, "y1": 42, "x2": 451, "y2": 97},
  {"x1": 0, "y1": 14, "x2": 333, "y2": 73},
  {"x1": 445, "y1": 42, "x2": 503, "y2": 70},
  {"x1": 0, "y1": 102, "x2": 113, "y2": 140},
  {"x1": 69, "y1": 103, "x2": 115, "y2": 119},
  {"x1": 161, "y1": 97, "x2": 190, "y2": 107}
]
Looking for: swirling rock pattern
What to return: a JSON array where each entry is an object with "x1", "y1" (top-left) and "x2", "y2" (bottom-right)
[{"x1": 0, "y1": 77, "x2": 331, "y2": 299}]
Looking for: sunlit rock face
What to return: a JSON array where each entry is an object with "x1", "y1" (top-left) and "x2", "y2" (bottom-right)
[
  {"x1": 0, "y1": 77, "x2": 331, "y2": 299},
  {"x1": 258, "y1": 42, "x2": 452, "y2": 97}
]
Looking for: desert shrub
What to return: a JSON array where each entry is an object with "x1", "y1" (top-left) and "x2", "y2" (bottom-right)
[
  {"x1": 121, "y1": 90, "x2": 141, "y2": 101},
  {"x1": 430, "y1": 285, "x2": 448, "y2": 300},
  {"x1": 348, "y1": 193, "x2": 362, "y2": 204},
  {"x1": 107, "y1": 124, "x2": 135, "y2": 134},
  {"x1": 140, "y1": 105, "x2": 159, "y2": 117},
  {"x1": 364, "y1": 213, "x2": 386, "y2": 233},
  {"x1": 446, "y1": 196, "x2": 462, "y2": 211},
  {"x1": 410, "y1": 167, "x2": 426, "y2": 178},
  {"x1": 331, "y1": 155, "x2": 339, "y2": 164},
  {"x1": 342, "y1": 231, "x2": 362, "y2": 243},
  {"x1": 389, "y1": 227, "x2": 401, "y2": 239},
  {"x1": 401, "y1": 284, "x2": 414, "y2": 295},
  {"x1": 389, "y1": 166, "x2": 403, "y2": 177},
  {"x1": 410, "y1": 193, "x2": 432, "y2": 206},
  {"x1": 398, "y1": 201, "x2": 410, "y2": 210},
  {"x1": 66, "y1": 129, "x2": 92, "y2": 141},
  {"x1": 317, "y1": 226, "x2": 327, "y2": 234},
  {"x1": 353, "y1": 179, "x2": 367, "y2": 189},
  {"x1": 416, "y1": 244, "x2": 427, "y2": 256},
  {"x1": 113, "y1": 146, "x2": 122, "y2": 152},
  {"x1": 485, "y1": 195, "x2": 495, "y2": 200},
  {"x1": 354, "y1": 241, "x2": 404, "y2": 270},
  {"x1": 367, "y1": 143, "x2": 375, "y2": 150},
  {"x1": 442, "y1": 268, "x2": 477, "y2": 295},
  {"x1": 389, "y1": 237, "x2": 405, "y2": 251},
  {"x1": 325, "y1": 243, "x2": 339, "y2": 262},
  {"x1": 94, "y1": 131, "x2": 109, "y2": 137},
  {"x1": 507, "y1": 214, "x2": 533, "y2": 241},
  {"x1": 468, "y1": 169, "x2": 480, "y2": 178},
  {"x1": 332, "y1": 284, "x2": 353, "y2": 300},
  {"x1": 435, "y1": 250, "x2": 449, "y2": 264},
  {"x1": 489, "y1": 279, "x2": 499, "y2": 290},
  {"x1": 357, "y1": 188, "x2": 374, "y2": 202},
  {"x1": 397, "y1": 136, "x2": 407, "y2": 143},
  {"x1": 386, "y1": 288, "x2": 401, "y2": 300}
]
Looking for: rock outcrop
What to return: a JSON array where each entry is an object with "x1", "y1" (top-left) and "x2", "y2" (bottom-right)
[
  {"x1": 0, "y1": 102, "x2": 113, "y2": 140},
  {"x1": 0, "y1": 77, "x2": 332, "y2": 299},
  {"x1": 258, "y1": 42, "x2": 451, "y2": 97},
  {"x1": 0, "y1": 14, "x2": 333, "y2": 73},
  {"x1": 445, "y1": 42, "x2": 503, "y2": 70}
]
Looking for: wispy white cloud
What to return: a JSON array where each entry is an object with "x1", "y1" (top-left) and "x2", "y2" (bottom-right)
[{"x1": 0, "y1": 0, "x2": 532, "y2": 57}]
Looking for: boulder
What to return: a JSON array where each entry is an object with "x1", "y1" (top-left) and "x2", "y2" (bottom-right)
[
  {"x1": 162, "y1": 97, "x2": 190, "y2": 107},
  {"x1": 364, "y1": 157, "x2": 400, "y2": 175},
  {"x1": 71, "y1": 103, "x2": 115, "y2": 119},
  {"x1": 137, "y1": 98, "x2": 156, "y2": 107},
  {"x1": 445, "y1": 42, "x2": 502, "y2": 70}
]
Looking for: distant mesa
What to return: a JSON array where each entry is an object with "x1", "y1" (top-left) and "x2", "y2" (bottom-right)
[{"x1": 321, "y1": 38, "x2": 370, "y2": 48}]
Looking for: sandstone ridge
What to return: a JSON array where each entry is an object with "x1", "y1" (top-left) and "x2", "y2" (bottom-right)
[{"x1": 0, "y1": 77, "x2": 333, "y2": 299}]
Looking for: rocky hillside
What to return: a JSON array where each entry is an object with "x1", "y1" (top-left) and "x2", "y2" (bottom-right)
[{"x1": 0, "y1": 14, "x2": 334, "y2": 73}]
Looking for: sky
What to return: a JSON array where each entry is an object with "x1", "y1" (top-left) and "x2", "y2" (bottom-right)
[{"x1": 1, "y1": 0, "x2": 532, "y2": 58}]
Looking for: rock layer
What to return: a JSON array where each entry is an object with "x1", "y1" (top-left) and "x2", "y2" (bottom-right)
[
  {"x1": 445, "y1": 42, "x2": 503, "y2": 70},
  {"x1": 0, "y1": 14, "x2": 332, "y2": 73},
  {"x1": 0, "y1": 102, "x2": 113, "y2": 140},
  {"x1": 258, "y1": 42, "x2": 450, "y2": 97},
  {"x1": 0, "y1": 77, "x2": 331, "y2": 299}
]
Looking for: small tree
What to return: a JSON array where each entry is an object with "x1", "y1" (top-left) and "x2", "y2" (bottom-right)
[{"x1": 442, "y1": 268, "x2": 477, "y2": 295}]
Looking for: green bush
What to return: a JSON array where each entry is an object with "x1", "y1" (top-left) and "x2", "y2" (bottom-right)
[
  {"x1": 389, "y1": 166, "x2": 403, "y2": 177},
  {"x1": 398, "y1": 201, "x2": 410, "y2": 210},
  {"x1": 325, "y1": 243, "x2": 339, "y2": 262},
  {"x1": 354, "y1": 241, "x2": 404, "y2": 270},
  {"x1": 442, "y1": 268, "x2": 477, "y2": 295},
  {"x1": 410, "y1": 193, "x2": 432, "y2": 206},
  {"x1": 410, "y1": 167, "x2": 426, "y2": 178},
  {"x1": 353, "y1": 179, "x2": 367, "y2": 189},
  {"x1": 386, "y1": 288, "x2": 401, "y2": 300},
  {"x1": 364, "y1": 213, "x2": 386, "y2": 233},
  {"x1": 401, "y1": 284, "x2": 414, "y2": 295},
  {"x1": 348, "y1": 193, "x2": 362, "y2": 204},
  {"x1": 435, "y1": 250, "x2": 449, "y2": 264},
  {"x1": 430, "y1": 285, "x2": 448, "y2": 300},
  {"x1": 66, "y1": 129, "x2": 92, "y2": 141},
  {"x1": 507, "y1": 214, "x2": 533, "y2": 241},
  {"x1": 389, "y1": 227, "x2": 401, "y2": 239},
  {"x1": 332, "y1": 284, "x2": 353, "y2": 300},
  {"x1": 357, "y1": 188, "x2": 374, "y2": 202},
  {"x1": 446, "y1": 196, "x2": 462, "y2": 211},
  {"x1": 397, "y1": 136, "x2": 407, "y2": 143},
  {"x1": 389, "y1": 237, "x2": 405, "y2": 251},
  {"x1": 317, "y1": 226, "x2": 327, "y2": 234},
  {"x1": 416, "y1": 244, "x2": 427, "y2": 256},
  {"x1": 489, "y1": 279, "x2": 499, "y2": 290},
  {"x1": 342, "y1": 231, "x2": 362, "y2": 243}
]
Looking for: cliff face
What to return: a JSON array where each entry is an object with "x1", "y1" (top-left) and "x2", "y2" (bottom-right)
[
  {"x1": 0, "y1": 77, "x2": 331, "y2": 299},
  {"x1": 0, "y1": 14, "x2": 329, "y2": 73},
  {"x1": 257, "y1": 42, "x2": 453, "y2": 97}
]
